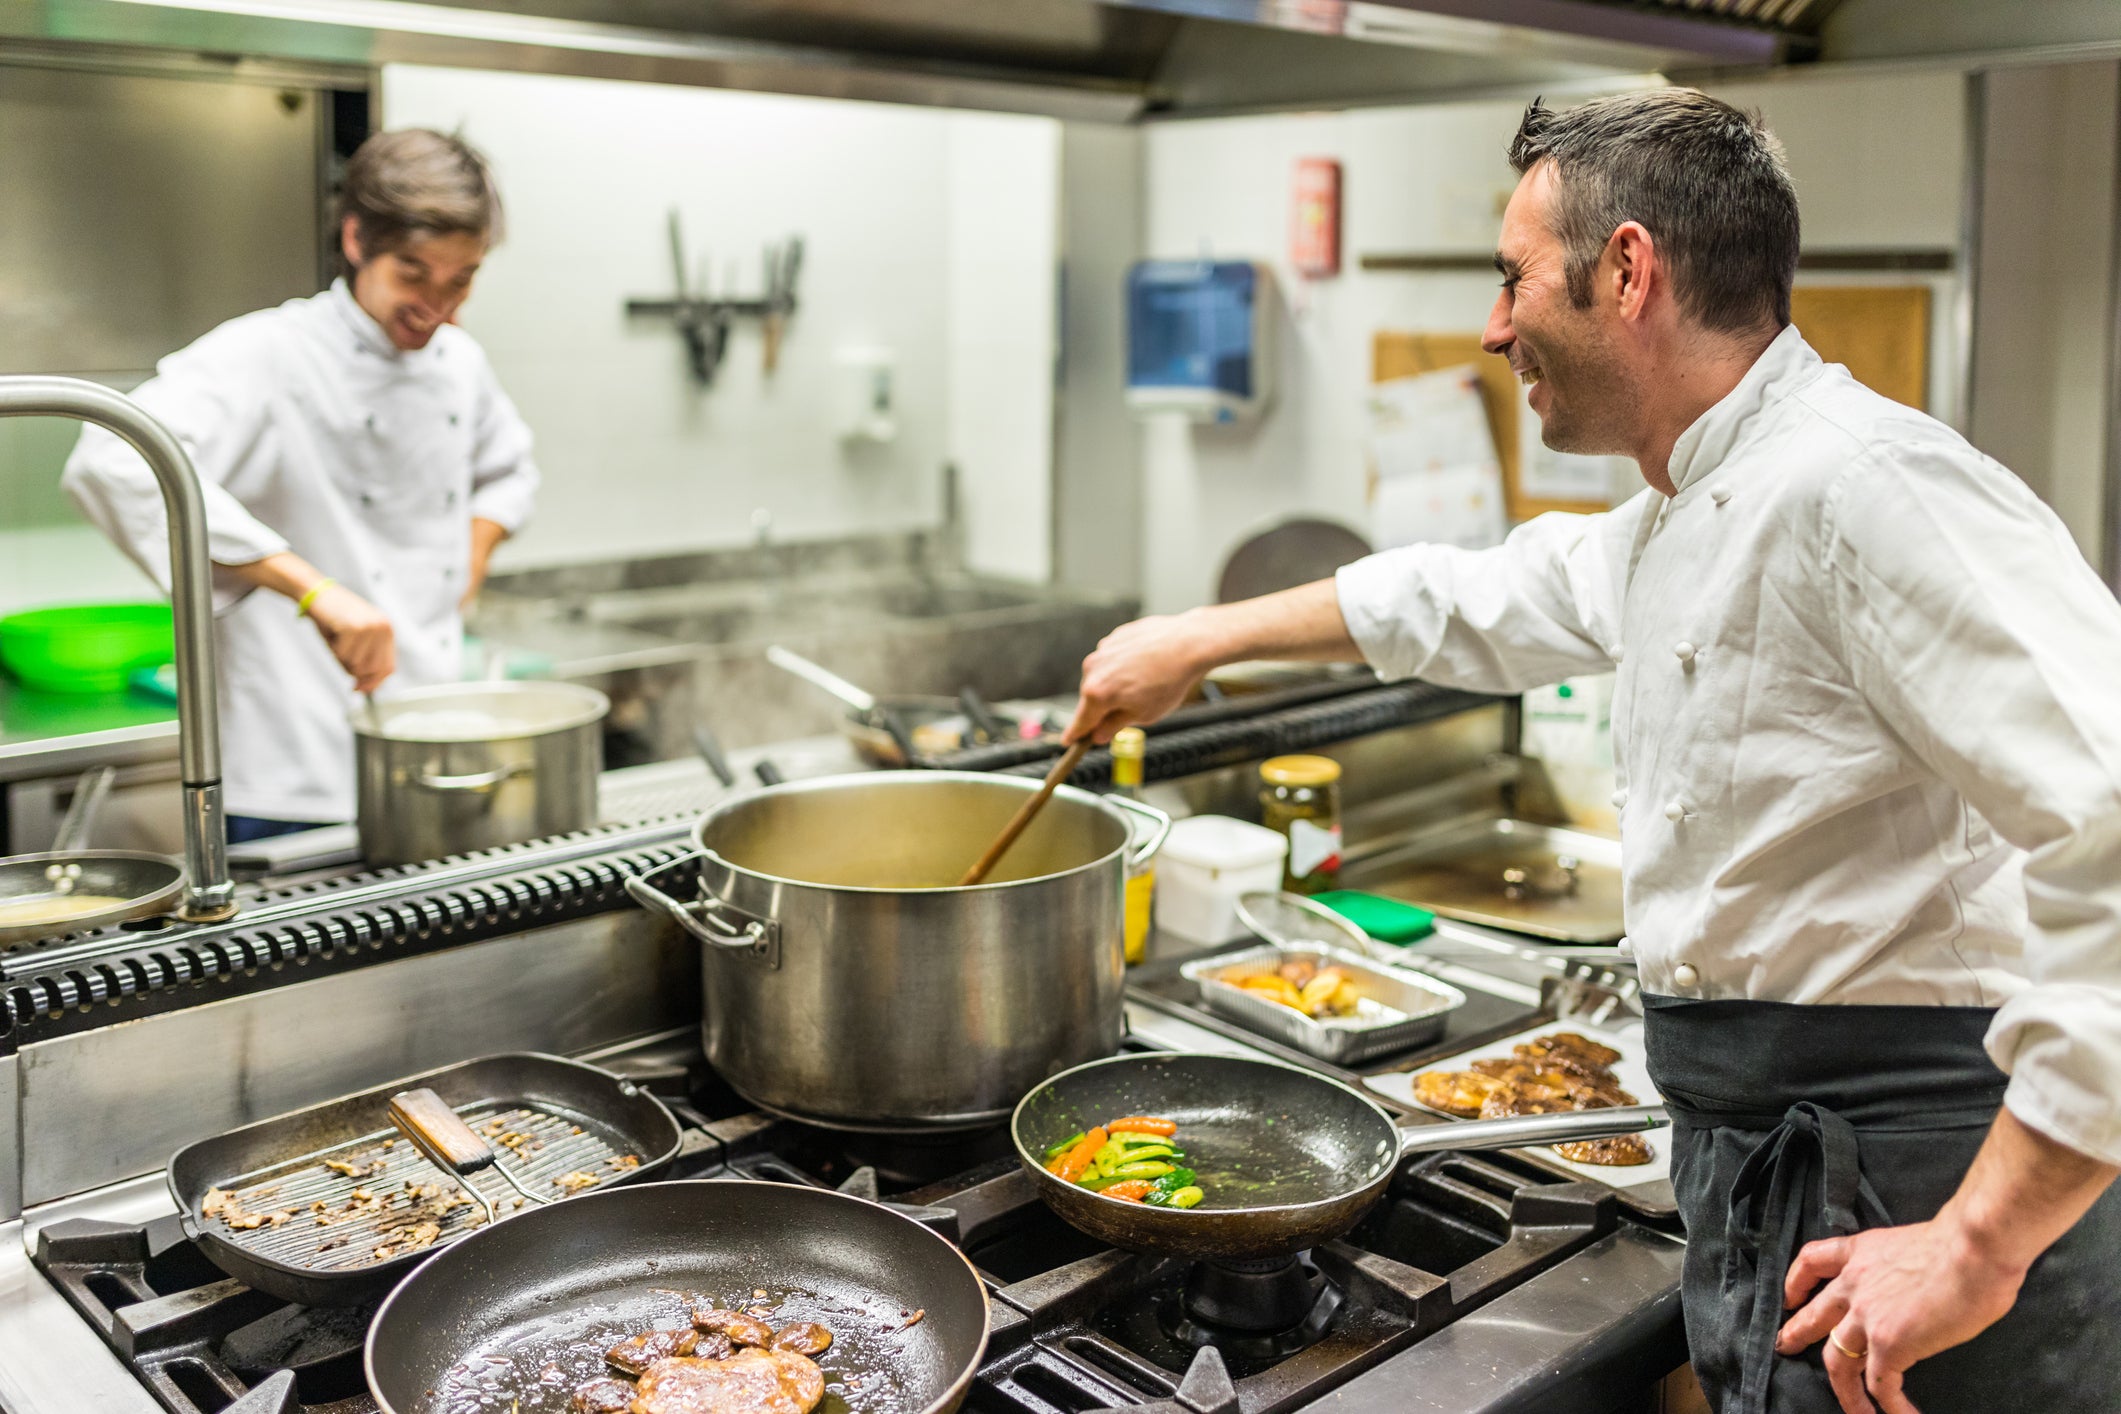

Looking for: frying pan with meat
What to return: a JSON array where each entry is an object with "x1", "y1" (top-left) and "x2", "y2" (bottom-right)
[
  {"x1": 365, "y1": 1179, "x2": 989, "y2": 1414},
  {"x1": 1011, "y1": 1052, "x2": 1665, "y2": 1261}
]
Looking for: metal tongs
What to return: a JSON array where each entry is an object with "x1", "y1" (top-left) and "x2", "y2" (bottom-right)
[{"x1": 387, "y1": 1087, "x2": 554, "y2": 1226}]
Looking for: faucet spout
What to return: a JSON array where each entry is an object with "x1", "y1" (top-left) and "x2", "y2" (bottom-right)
[{"x1": 0, "y1": 376, "x2": 237, "y2": 922}]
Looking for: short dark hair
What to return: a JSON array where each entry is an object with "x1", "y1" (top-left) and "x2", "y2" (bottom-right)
[
  {"x1": 338, "y1": 128, "x2": 504, "y2": 273},
  {"x1": 1508, "y1": 90, "x2": 1799, "y2": 334}
]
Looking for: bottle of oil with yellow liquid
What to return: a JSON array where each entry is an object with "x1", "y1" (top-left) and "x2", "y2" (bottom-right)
[{"x1": 1111, "y1": 727, "x2": 1155, "y2": 964}]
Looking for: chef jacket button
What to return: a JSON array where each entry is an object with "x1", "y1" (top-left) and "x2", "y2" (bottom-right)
[
  {"x1": 448, "y1": 413, "x2": 459, "y2": 426},
  {"x1": 1609, "y1": 643, "x2": 1625, "y2": 662},
  {"x1": 1616, "y1": 936, "x2": 1633, "y2": 958},
  {"x1": 1711, "y1": 486, "x2": 1732, "y2": 506},
  {"x1": 364, "y1": 414, "x2": 376, "y2": 432},
  {"x1": 1664, "y1": 799, "x2": 1686, "y2": 822},
  {"x1": 1674, "y1": 641, "x2": 1696, "y2": 662},
  {"x1": 443, "y1": 566, "x2": 455, "y2": 581},
  {"x1": 1611, "y1": 788, "x2": 1628, "y2": 809},
  {"x1": 1673, "y1": 962, "x2": 1699, "y2": 988}
]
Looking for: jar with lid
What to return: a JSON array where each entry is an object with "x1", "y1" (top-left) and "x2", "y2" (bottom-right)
[{"x1": 1259, "y1": 754, "x2": 1343, "y2": 894}]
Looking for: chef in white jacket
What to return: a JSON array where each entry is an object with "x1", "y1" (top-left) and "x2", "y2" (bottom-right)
[
  {"x1": 1069, "y1": 91, "x2": 2121, "y2": 1414},
  {"x1": 65, "y1": 129, "x2": 538, "y2": 840}
]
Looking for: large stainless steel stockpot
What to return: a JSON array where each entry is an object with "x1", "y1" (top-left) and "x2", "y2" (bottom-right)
[
  {"x1": 627, "y1": 771, "x2": 1169, "y2": 1132},
  {"x1": 352, "y1": 681, "x2": 609, "y2": 865}
]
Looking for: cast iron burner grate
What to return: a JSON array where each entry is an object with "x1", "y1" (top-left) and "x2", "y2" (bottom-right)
[{"x1": 33, "y1": 1089, "x2": 1617, "y2": 1414}]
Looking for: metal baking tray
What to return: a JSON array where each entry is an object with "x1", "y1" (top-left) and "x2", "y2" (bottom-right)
[
  {"x1": 1182, "y1": 944, "x2": 1466, "y2": 1064},
  {"x1": 1342, "y1": 815, "x2": 1625, "y2": 943}
]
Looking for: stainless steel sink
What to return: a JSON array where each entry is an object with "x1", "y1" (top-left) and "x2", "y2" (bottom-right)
[{"x1": 477, "y1": 537, "x2": 1135, "y2": 758}]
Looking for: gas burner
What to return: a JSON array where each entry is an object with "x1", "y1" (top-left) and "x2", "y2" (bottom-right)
[{"x1": 1164, "y1": 1257, "x2": 1344, "y2": 1363}]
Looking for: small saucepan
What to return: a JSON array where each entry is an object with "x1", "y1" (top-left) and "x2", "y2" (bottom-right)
[{"x1": 1012, "y1": 1052, "x2": 1665, "y2": 1262}]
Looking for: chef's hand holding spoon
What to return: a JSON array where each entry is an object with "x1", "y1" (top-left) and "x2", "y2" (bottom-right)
[
  {"x1": 306, "y1": 582, "x2": 397, "y2": 693},
  {"x1": 223, "y1": 553, "x2": 397, "y2": 693},
  {"x1": 1066, "y1": 581, "x2": 1362, "y2": 745}
]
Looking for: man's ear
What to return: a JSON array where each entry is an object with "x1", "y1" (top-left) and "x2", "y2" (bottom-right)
[
  {"x1": 339, "y1": 215, "x2": 365, "y2": 270},
  {"x1": 1607, "y1": 220, "x2": 1657, "y2": 322}
]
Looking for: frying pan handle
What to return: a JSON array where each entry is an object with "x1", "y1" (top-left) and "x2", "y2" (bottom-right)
[
  {"x1": 1395, "y1": 1103, "x2": 1669, "y2": 1156},
  {"x1": 1106, "y1": 794, "x2": 1172, "y2": 873},
  {"x1": 625, "y1": 853, "x2": 781, "y2": 968}
]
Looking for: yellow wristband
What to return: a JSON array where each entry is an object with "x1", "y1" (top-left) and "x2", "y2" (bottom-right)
[{"x1": 295, "y1": 578, "x2": 337, "y2": 618}]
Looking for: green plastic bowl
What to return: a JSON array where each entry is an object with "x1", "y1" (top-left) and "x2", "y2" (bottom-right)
[{"x1": 0, "y1": 603, "x2": 176, "y2": 694}]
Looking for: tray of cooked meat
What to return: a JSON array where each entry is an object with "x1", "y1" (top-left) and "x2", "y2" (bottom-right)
[
  {"x1": 1181, "y1": 943, "x2": 1467, "y2": 1064},
  {"x1": 1365, "y1": 1024, "x2": 1670, "y2": 1189}
]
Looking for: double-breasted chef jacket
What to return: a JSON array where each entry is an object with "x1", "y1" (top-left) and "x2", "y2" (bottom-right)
[
  {"x1": 64, "y1": 279, "x2": 540, "y2": 824},
  {"x1": 1336, "y1": 324, "x2": 2121, "y2": 1170}
]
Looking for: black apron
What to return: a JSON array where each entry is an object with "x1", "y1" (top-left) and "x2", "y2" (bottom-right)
[{"x1": 1644, "y1": 995, "x2": 2121, "y2": 1414}]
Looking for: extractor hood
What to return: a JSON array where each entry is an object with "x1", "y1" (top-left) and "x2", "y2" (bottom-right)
[{"x1": 0, "y1": 0, "x2": 1837, "y2": 118}]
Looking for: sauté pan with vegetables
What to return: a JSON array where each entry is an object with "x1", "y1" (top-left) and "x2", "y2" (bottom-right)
[{"x1": 1041, "y1": 1116, "x2": 1205, "y2": 1207}]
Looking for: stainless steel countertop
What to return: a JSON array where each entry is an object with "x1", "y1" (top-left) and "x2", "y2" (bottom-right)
[{"x1": 0, "y1": 675, "x2": 177, "y2": 783}]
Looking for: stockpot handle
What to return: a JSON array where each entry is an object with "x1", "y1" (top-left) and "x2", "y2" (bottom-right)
[
  {"x1": 624, "y1": 851, "x2": 781, "y2": 968},
  {"x1": 415, "y1": 762, "x2": 533, "y2": 794},
  {"x1": 1105, "y1": 793, "x2": 1171, "y2": 873},
  {"x1": 1394, "y1": 1103, "x2": 1668, "y2": 1157}
]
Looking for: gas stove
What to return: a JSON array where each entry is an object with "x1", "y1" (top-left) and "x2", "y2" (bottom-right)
[{"x1": 21, "y1": 1040, "x2": 1671, "y2": 1414}]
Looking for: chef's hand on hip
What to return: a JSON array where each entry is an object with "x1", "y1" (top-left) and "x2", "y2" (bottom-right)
[
  {"x1": 307, "y1": 585, "x2": 397, "y2": 693},
  {"x1": 1775, "y1": 1220, "x2": 2026, "y2": 1414},
  {"x1": 1066, "y1": 611, "x2": 1213, "y2": 745}
]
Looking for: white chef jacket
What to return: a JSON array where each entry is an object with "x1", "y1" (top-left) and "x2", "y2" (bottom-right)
[
  {"x1": 63, "y1": 279, "x2": 539, "y2": 822},
  {"x1": 1337, "y1": 325, "x2": 2121, "y2": 1166}
]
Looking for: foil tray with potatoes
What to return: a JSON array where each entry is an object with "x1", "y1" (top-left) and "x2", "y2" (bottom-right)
[{"x1": 1180, "y1": 944, "x2": 1466, "y2": 1065}]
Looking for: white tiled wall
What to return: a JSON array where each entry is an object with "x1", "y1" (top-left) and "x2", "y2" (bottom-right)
[{"x1": 382, "y1": 66, "x2": 1059, "y2": 578}]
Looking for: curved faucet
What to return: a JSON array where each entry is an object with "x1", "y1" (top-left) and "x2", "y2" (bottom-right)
[{"x1": 0, "y1": 376, "x2": 237, "y2": 922}]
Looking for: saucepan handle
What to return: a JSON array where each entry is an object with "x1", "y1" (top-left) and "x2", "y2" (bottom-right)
[
  {"x1": 1105, "y1": 793, "x2": 1172, "y2": 873},
  {"x1": 415, "y1": 762, "x2": 532, "y2": 794},
  {"x1": 1394, "y1": 1103, "x2": 1668, "y2": 1157},
  {"x1": 624, "y1": 851, "x2": 781, "y2": 968}
]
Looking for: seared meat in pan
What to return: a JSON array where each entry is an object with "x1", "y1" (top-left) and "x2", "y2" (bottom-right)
[
  {"x1": 606, "y1": 1328, "x2": 700, "y2": 1376},
  {"x1": 573, "y1": 1376, "x2": 638, "y2": 1413},
  {"x1": 1412, "y1": 1069, "x2": 1503, "y2": 1118},
  {"x1": 630, "y1": 1348, "x2": 827, "y2": 1414},
  {"x1": 770, "y1": 1322, "x2": 833, "y2": 1356},
  {"x1": 692, "y1": 1309, "x2": 775, "y2": 1348}
]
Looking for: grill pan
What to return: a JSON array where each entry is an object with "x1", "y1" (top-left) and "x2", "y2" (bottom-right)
[{"x1": 168, "y1": 1052, "x2": 681, "y2": 1306}]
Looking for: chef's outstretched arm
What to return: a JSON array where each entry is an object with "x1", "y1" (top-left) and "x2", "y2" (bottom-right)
[
  {"x1": 1777, "y1": 440, "x2": 2121, "y2": 1413},
  {"x1": 1066, "y1": 502, "x2": 1636, "y2": 745},
  {"x1": 224, "y1": 553, "x2": 396, "y2": 694},
  {"x1": 1067, "y1": 580, "x2": 1356, "y2": 744}
]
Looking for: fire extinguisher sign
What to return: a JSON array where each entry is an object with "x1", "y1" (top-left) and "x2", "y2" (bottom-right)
[{"x1": 1291, "y1": 157, "x2": 1341, "y2": 279}]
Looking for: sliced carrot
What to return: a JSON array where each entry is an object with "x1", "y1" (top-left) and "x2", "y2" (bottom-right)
[
  {"x1": 1053, "y1": 1126, "x2": 1108, "y2": 1184},
  {"x1": 1107, "y1": 1117, "x2": 1176, "y2": 1137},
  {"x1": 1101, "y1": 1180, "x2": 1155, "y2": 1202}
]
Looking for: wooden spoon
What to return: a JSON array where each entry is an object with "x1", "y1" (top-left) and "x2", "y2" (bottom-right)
[{"x1": 957, "y1": 740, "x2": 1091, "y2": 887}]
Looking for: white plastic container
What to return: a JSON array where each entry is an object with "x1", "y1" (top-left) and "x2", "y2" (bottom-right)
[{"x1": 1155, "y1": 815, "x2": 1290, "y2": 944}]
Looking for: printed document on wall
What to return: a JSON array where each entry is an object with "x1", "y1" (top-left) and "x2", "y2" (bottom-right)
[
  {"x1": 1366, "y1": 365, "x2": 1505, "y2": 551},
  {"x1": 1517, "y1": 391, "x2": 1633, "y2": 504}
]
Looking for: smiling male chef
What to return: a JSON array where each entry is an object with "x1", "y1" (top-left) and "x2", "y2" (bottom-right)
[
  {"x1": 65, "y1": 128, "x2": 538, "y2": 840},
  {"x1": 1067, "y1": 90, "x2": 2121, "y2": 1413}
]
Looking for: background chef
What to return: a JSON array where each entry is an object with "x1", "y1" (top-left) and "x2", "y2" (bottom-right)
[
  {"x1": 64, "y1": 128, "x2": 538, "y2": 842},
  {"x1": 1068, "y1": 90, "x2": 2121, "y2": 1414}
]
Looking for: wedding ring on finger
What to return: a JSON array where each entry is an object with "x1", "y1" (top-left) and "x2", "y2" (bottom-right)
[{"x1": 1829, "y1": 1331, "x2": 1869, "y2": 1361}]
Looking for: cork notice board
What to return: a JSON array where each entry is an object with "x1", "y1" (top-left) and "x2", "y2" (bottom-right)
[
  {"x1": 1788, "y1": 285, "x2": 1930, "y2": 411},
  {"x1": 1374, "y1": 290, "x2": 1930, "y2": 522}
]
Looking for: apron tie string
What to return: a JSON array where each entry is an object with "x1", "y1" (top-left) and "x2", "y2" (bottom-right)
[{"x1": 1723, "y1": 1100, "x2": 1891, "y2": 1414}]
